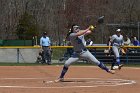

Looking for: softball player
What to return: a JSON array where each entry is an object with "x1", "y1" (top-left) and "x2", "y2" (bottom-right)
[
  {"x1": 55, "y1": 24, "x2": 115, "y2": 82},
  {"x1": 109, "y1": 29, "x2": 124, "y2": 70}
]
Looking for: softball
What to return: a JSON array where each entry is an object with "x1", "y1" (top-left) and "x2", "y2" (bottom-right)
[{"x1": 89, "y1": 25, "x2": 94, "y2": 31}]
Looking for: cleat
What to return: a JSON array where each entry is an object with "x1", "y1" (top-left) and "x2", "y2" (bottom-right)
[
  {"x1": 118, "y1": 64, "x2": 124, "y2": 70},
  {"x1": 54, "y1": 78, "x2": 64, "y2": 82},
  {"x1": 108, "y1": 69, "x2": 115, "y2": 74},
  {"x1": 111, "y1": 66, "x2": 119, "y2": 70}
]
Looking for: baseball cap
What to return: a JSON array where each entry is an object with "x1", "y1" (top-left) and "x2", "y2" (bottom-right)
[{"x1": 116, "y1": 29, "x2": 121, "y2": 32}]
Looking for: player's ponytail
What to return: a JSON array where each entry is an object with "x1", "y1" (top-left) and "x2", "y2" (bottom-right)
[
  {"x1": 66, "y1": 24, "x2": 77, "y2": 40},
  {"x1": 66, "y1": 29, "x2": 72, "y2": 41}
]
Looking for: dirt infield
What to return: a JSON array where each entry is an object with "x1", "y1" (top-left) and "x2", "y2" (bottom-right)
[{"x1": 0, "y1": 65, "x2": 140, "y2": 93}]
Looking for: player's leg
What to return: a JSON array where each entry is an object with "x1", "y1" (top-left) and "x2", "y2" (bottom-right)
[
  {"x1": 112, "y1": 46, "x2": 123, "y2": 70},
  {"x1": 111, "y1": 46, "x2": 119, "y2": 69},
  {"x1": 111, "y1": 57, "x2": 116, "y2": 70},
  {"x1": 55, "y1": 55, "x2": 79, "y2": 82},
  {"x1": 80, "y1": 50, "x2": 114, "y2": 74}
]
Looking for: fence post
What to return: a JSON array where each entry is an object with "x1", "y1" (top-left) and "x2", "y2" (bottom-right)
[{"x1": 17, "y1": 48, "x2": 19, "y2": 63}]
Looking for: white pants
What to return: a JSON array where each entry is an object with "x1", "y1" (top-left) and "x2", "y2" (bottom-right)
[{"x1": 112, "y1": 46, "x2": 121, "y2": 58}]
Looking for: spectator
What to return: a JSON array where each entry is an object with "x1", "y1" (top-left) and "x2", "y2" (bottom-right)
[
  {"x1": 132, "y1": 37, "x2": 140, "y2": 46},
  {"x1": 130, "y1": 36, "x2": 140, "y2": 53},
  {"x1": 124, "y1": 35, "x2": 131, "y2": 46},
  {"x1": 123, "y1": 35, "x2": 131, "y2": 54},
  {"x1": 40, "y1": 32, "x2": 52, "y2": 65}
]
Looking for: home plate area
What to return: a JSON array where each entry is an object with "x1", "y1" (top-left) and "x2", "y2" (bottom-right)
[
  {"x1": 0, "y1": 77, "x2": 135, "y2": 89},
  {"x1": 43, "y1": 78, "x2": 136, "y2": 88},
  {"x1": 0, "y1": 77, "x2": 136, "y2": 89}
]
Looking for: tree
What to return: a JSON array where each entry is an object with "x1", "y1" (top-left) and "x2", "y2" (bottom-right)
[{"x1": 16, "y1": 12, "x2": 39, "y2": 40}]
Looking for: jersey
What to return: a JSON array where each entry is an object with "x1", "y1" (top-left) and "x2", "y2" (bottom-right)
[
  {"x1": 69, "y1": 33, "x2": 86, "y2": 52},
  {"x1": 111, "y1": 34, "x2": 124, "y2": 47}
]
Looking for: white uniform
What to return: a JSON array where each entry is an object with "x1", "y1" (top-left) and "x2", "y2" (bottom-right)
[
  {"x1": 57, "y1": 25, "x2": 113, "y2": 80},
  {"x1": 110, "y1": 34, "x2": 124, "y2": 67},
  {"x1": 111, "y1": 34, "x2": 124, "y2": 58},
  {"x1": 64, "y1": 33, "x2": 100, "y2": 67}
]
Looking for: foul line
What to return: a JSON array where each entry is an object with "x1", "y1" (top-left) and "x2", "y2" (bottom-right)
[
  {"x1": 0, "y1": 77, "x2": 136, "y2": 89},
  {"x1": 65, "y1": 66, "x2": 140, "y2": 69}
]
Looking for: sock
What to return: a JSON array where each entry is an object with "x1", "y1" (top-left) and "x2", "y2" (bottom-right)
[
  {"x1": 116, "y1": 57, "x2": 120, "y2": 66},
  {"x1": 98, "y1": 62, "x2": 109, "y2": 72},
  {"x1": 60, "y1": 66, "x2": 68, "y2": 78}
]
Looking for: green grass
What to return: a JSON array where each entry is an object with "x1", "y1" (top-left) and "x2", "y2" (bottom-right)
[{"x1": 52, "y1": 48, "x2": 66, "y2": 60}]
